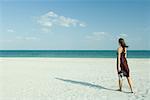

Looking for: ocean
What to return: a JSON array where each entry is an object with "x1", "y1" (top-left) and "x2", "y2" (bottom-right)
[{"x1": 0, "y1": 50, "x2": 149, "y2": 58}]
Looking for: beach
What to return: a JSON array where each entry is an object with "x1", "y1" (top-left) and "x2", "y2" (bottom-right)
[{"x1": 0, "y1": 58, "x2": 149, "y2": 100}]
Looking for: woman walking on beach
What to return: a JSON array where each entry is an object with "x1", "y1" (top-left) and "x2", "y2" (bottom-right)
[{"x1": 117, "y1": 38, "x2": 133, "y2": 93}]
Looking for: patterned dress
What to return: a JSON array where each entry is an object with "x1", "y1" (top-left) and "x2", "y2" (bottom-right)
[{"x1": 117, "y1": 48, "x2": 130, "y2": 77}]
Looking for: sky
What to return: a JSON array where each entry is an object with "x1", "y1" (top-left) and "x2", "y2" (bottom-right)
[{"x1": 0, "y1": 0, "x2": 150, "y2": 50}]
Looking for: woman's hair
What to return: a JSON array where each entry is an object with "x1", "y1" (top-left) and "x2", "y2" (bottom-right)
[{"x1": 118, "y1": 38, "x2": 128, "y2": 48}]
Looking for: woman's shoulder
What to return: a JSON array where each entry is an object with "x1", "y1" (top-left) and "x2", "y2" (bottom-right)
[
  {"x1": 117, "y1": 47, "x2": 123, "y2": 53},
  {"x1": 119, "y1": 47, "x2": 127, "y2": 53},
  {"x1": 117, "y1": 47, "x2": 123, "y2": 51}
]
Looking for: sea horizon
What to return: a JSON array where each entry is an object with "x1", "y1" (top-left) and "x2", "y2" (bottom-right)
[{"x1": 0, "y1": 50, "x2": 149, "y2": 58}]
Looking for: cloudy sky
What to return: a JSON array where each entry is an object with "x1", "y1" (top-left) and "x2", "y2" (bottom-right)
[{"x1": 0, "y1": 0, "x2": 149, "y2": 50}]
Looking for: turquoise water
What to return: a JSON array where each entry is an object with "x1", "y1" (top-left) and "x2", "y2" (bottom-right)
[{"x1": 0, "y1": 50, "x2": 149, "y2": 58}]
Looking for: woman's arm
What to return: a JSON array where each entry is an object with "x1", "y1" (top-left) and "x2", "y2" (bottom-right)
[
  {"x1": 117, "y1": 48, "x2": 122, "y2": 73},
  {"x1": 125, "y1": 48, "x2": 127, "y2": 58}
]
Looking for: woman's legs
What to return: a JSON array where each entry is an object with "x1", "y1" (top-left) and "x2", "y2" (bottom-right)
[{"x1": 127, "y1": 77, "x2": 133, "y2": 93}]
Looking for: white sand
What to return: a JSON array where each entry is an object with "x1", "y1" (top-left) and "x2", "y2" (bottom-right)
[{"x1": 0, "y1": 58, "x2": 150, "y2": 100}]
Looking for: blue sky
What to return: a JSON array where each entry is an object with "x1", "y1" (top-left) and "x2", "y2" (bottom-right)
[{"x1": 0, "y1": 0, "x2": 149, "y2": 50}]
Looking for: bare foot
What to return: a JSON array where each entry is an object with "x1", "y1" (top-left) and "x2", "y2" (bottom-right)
[{"x1": 116, "y1": 89, "x2": 122, "y2": 91}]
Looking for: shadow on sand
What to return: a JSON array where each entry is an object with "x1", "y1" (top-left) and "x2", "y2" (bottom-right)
[{"x1": 55, "y1": 77, "x2": 117, "y2": 92}]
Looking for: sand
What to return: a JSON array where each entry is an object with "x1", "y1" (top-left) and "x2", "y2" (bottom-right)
[{"x1": 0, "y1": 58, "x2": 150, "y2": 100}]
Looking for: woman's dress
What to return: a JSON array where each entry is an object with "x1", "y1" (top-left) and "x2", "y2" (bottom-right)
[{"x1": 117, "y1": 48, "x2": 130, "y2": 77}]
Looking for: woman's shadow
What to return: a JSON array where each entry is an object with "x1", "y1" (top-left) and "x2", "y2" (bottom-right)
[{"x1": 55, "y1": 77, "x2": 117, "y2": 92}]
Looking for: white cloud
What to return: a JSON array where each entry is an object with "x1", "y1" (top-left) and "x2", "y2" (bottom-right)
[
  {"x1": 59, "y1": 16, "x2": 79, "y2": 27},
  {"x1": 45, "y1": 11, "x2": 58, "y2": 17},
  {"x1": 79, "y1": 23, "x2": 86, "y2": 27},
  {"x1": 37, "y1": 11, "x2": 86, "y2": 32},
  {"x1": 86, "y1": 32, "x2": 129, "y2": 42},
  {"x1": 86, "y1": 32, "x2": 109, "y2": 40},
  {"x1": 119, "y1": 33, "x2": 128, "y2": 37},
  {"x1": 16, "y1": 36, "x2": 39, "y2": 41},
  {"x1": 0, "y1": 39, "x2": 12, "y2": 43},
  {"x1": 0, "y1": 36, "x2": 39, "y2": 44},
  {"x1": 7, "y1": 29, "x2": 15, "y2": 33},
  {"x1": 116, "y1": 33, "x2": 128, "y2": 40},
  {"x1": 41, "y1": 28, "x2": 51, "y2": 33}
]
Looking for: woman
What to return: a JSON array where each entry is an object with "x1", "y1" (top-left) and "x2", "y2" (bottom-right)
[{"x1": 117, "y1": 38, "x2": 133, "y2": 93}]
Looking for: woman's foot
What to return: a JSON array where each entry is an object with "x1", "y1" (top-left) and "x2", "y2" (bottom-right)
[
  {"x1": 131, "y1": 90, "x2": 134, "y2": 93},
  {"x1": 116, "y1": 89, "x2": 122, "y2": 91}
]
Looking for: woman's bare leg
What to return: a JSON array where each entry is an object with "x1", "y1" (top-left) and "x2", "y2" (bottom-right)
[
  {"x1": 118, "y1": 78, "x2": 122, "y2": 91},
  {"x1": 127, "y1": 77, "x2": 133, "y2": 93}
]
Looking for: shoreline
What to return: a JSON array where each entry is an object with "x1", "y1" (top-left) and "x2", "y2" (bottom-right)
[{"x1": 0, "y1": 57, "x2": 149, "y2": 59}]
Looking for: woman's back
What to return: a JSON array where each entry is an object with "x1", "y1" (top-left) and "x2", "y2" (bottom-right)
[{"x1": 120, "y1": 47, "x2": 129, "y2": 77}]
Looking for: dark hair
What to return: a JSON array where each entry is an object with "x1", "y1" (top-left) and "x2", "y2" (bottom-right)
[{"x1": 118, "y1": 38, "x2": 128, "y2": 48}]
